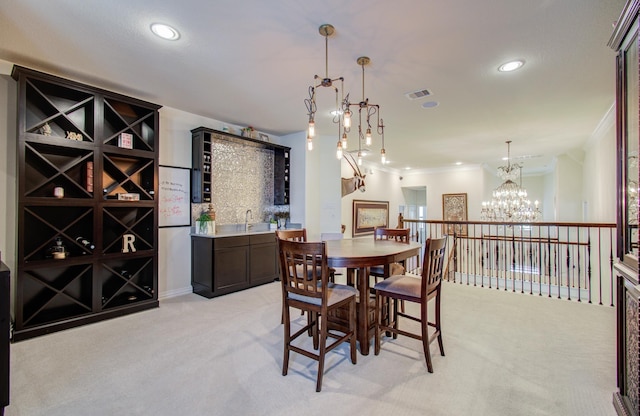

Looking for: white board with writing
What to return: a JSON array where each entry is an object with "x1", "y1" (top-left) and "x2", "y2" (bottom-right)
[{"x1": 159, "y1": 166, "x2": 191, "y2": 227}]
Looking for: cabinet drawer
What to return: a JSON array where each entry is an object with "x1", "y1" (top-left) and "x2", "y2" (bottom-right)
[
  {"x1": 213, "y1": 236, "x2": 250, "y2": 249},
  {"x1": 250, "y1": 233, "x2": 276, "y2": 245}
]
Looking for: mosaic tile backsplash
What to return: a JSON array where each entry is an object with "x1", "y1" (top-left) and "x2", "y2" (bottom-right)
[{"x1": 191, "y1": 137, "x2": 288, "y2": 224}]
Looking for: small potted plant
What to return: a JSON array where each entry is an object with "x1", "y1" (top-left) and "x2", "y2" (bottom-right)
[
  {"x1": 274, "y1": 211, "x2": 289, "y2": 229},
  {"x1": 196, "y1": 211, "x2": 215, "y2": 235}
]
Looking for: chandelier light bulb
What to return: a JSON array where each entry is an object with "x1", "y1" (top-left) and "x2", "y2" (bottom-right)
[
  {"x1": 380, "y1": 148, "x2": 386, "y2": 164},
  {"x1": 336, "y1": 141, "x2": 343, "y2": 159},
  {"x1": 307, "y1": 137, "x2": 313, "y2": 151},
  {"x1": 343, "y1": 109, "x2": 351, "y2": 128},
  {"x1": 365, "y1": 128, "x2": 372, "y2": 146},
  {"x1": 357, "y1": 151, "x2": 362, "y2": 165},
  {"x1": 341, "y1": 132, "x2": 348, "y2": 149},
  {"x1": 308, "y1": 120, "x2": 315, "y2": 138}
]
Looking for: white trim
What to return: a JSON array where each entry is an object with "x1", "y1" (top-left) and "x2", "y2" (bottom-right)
[{"x1": 159, "y1": 286, "x2": 193, "y2": 300}]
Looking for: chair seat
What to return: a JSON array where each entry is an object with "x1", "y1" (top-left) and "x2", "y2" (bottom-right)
[
  {"x1": 289, "y1": 283, "x2": 357, "y2": 306},
  {"x1": 373, "y1": 273, "x2": 421, "y2": 300},
  {"x1": 370, "y1": 262, "x2": 405, "y2": 277}
]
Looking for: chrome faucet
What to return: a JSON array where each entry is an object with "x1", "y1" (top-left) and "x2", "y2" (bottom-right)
[{"x1": 245, "y1": 209, "x2": 253, "y2": 230}]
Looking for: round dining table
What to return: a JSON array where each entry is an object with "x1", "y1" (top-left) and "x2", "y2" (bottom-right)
[{"x1": 325, "y1": 238, "x2": 423, "y2": 355}]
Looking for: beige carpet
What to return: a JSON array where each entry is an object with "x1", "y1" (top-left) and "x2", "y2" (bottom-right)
[{"x1": 7, "y1": 280, "x2": 617, "y2": 416}]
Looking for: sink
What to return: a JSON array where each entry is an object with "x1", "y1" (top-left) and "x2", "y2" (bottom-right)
[{"x1": 216, "y1": 222, "x2": 271, "y2": 235}]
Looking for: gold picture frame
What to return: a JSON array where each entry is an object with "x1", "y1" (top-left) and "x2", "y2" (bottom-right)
[
  {"x1": 442, "y1": 193, "x2": 468, "y2": 236},
  {"x1": 352, "y1": 200, "x2": 389, "y2": 236}
]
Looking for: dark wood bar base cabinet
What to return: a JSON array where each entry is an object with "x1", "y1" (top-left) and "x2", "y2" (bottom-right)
[
  {"x1": 11, "y1": 66, "x2": 161, "y2": 341},
  {"x1": 191, "y1": 234, "x2": 278, "y2": 298},
  {"x1": 611, "y1": 2, "x2": 640, "y2": 415}
]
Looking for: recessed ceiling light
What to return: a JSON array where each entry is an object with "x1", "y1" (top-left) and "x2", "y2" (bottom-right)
[
  {"x1": 455, "y1": 161, "x2": 462, "y2": 165},
  {"x1": 150, "y1": 23, "x2": 180, "y2": 40},
  {"x1": 422, "y1": 101, "x2": 439, "y2": 109},
  {"x1": 498, "y1": 60, "x2": 524, "y2": 72}
]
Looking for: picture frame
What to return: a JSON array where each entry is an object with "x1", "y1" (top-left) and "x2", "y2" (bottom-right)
[
  {"x1": 442, "y1": 193, "x2": 468, "y2": 236},
  {"x1": 352, "y1": 200, "x2": 389, "y2": 236},
  {"x1": 258, "y1": 132, "x2": 270, "y2": 142},
  {"x1": 118, "y1": 132, "x2": 134, "y2": 149}
]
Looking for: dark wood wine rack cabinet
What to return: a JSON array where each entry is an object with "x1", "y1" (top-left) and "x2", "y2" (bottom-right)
[{"x1": 11, "y1": 66, "x2": 161, "y2": 341}]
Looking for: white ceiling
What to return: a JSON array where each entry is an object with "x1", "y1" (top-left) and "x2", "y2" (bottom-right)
[{"x1": 0, "y1": 0, "x2": 626, "y2": 173}]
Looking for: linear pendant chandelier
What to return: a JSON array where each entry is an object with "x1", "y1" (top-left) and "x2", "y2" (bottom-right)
[
  {"x1": 304, "y1": 24, "x2": 344, "y2": 152},
  {"x1": 304, "y1": 24, "x2": 387, "y2": 164},
  {"x1": 340, "y1": 56, "x2": 385, "y2": 164}
]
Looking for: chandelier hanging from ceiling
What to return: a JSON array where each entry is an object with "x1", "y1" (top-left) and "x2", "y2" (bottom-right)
[
  {"x1": 480, "y1": 140, "x2": 542, "y2": 222},
  {"x1": 304, "y1": 24, "x2": 345, "y2": 152},
  {"x1": 340, "y1": 56, "x2": 386, "y2": 165},
  {"x1": 304, "y1": 24, "x2": 387, "y2": 165}
]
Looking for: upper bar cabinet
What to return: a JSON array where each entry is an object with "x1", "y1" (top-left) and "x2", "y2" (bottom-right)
[{"x1": 191, "y1": 127, "x2": 290, "y2": 205}]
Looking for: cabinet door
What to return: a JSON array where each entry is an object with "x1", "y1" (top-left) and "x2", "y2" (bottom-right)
[
  {"x1": 213, "y1": 246, "x2": 249, "y2": 294},
  {"x1": 250, "y1": 241, "x2": 278, "y2": 285},
  {"x1": 213, "y1": 236, "x2": 250, "y2": 294}
]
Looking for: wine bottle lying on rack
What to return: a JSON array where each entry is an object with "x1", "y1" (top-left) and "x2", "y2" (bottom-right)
[{"x1": 75, "y1": 236, "x2": 95, "y2": 253}]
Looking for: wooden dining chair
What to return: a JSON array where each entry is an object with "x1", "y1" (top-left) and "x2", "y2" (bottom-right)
[
  {"x1": 277, "y1": 239, "x2": 357, "y2": 392},
  {"x1": 370, "y1": 227, "x2": 411, "y2": 279},
  {"x1": 277, "y1": 229, "x2": 337, "y2": 281},
  {"x1": 276, "y1": 228, "x2": 307, "y2": 242},
  {"x1": 373, "y1": 236, "x2": 447, "y2": 372}
]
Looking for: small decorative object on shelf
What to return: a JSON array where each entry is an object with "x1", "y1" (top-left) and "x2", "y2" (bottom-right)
[
  {"x1": 117, "y1": 193, "x2": 140, "y2": 201},
  {"x1": 118, "y1": 132, "x2": 133, "y2": 149},
  {"x1": 40, "y1": 122, "x2": 52, "y2": 136},
  {"x1": 66, "y1": 131, "x2": 82, "y2": 141},
  {"x1": 53, "y1": 186, "x2": 64, "y2": 198},
  {"x1": 241, "y1": 126, "x2": 256, "y2": 138},
  {"x1": 49, "y1": 237, "x2": 68, "y2": 260},
  {"x1": 85, "y1": 161, "x2": 94, "y2": 193}
]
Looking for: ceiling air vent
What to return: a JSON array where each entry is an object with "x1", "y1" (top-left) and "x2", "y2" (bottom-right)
[{"x1": 405, "y1": 89, "x2": 431, "y2": 100}]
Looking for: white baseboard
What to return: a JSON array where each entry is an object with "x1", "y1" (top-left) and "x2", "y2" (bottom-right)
[{"x1": 158, "y1": 286, "x2": 193, "y2": 300}]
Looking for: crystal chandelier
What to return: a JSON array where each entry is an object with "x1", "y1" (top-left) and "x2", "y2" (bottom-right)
[
  {"x1": 304, "y1": 24, "x2": 345, "y2": 152},
  {"x1": 339, "y1": 56, "x2": 386, "y2": 164},
  {"x1": 480, "y1": 141, "x2": 542, "y2": 222}
]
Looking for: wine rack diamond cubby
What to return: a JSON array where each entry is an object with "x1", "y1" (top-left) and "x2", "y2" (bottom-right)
[{"x1": 12, "y1": 66, "x2": 161, "y2": 341}]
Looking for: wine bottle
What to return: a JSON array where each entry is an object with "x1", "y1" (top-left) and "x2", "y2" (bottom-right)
[{"x1": 75, "y1": 236, "x2": 95, "y2": 253}]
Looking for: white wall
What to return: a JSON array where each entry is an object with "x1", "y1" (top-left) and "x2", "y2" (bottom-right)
[
  {"x1": 400, "y1": 166, "x2": 486, "y2": 220},
  {"x1": 0, "y1": 73, "x2": 16, "y2": 273},
  {"x1": 582, "y1": 105, "x2": 616, "y2": 222},
  {"x1": 555, "y1": 153, "x2": 585, "y2": 221}
]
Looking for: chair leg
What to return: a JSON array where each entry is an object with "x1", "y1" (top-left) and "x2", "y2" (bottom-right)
[
  {"x1": 421, "y1": 301, "x2": 433, "y2": 373},
  {"x1": 374, "y1": 292, "x2": 382, "y2": 356},
  {"x1": 349, "y1": 298, "x2": 357, "y2": 364},
  {"x1": 316, "y1": 314, "x2": 328, "y2": 392},
  {"x1": 435, "y1": 290, "x2": 445, "y2": 356},
  {"x1": 311, "y1": 311, "x2": 319, "y2": 350},
  {"x1": 282, "y1": 304, "x2": 291, "y2": 376}
]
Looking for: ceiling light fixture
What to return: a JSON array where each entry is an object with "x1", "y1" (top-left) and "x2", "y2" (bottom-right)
[
  {"x1": 498, "y1": 60, "x2": 524, "y2": 72},
  {"x1": 480, "y1": 141, "x2": 541, "y2": 222},
  {"x1": 342, "y1": 56, "x2": 386, "y2": 165},
  {"x1": 150, "y1": 23, "x2": 180, "y2": 40},
  {"x1": 304, "y1": 24, "x2": 345, "y2": 154}
]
